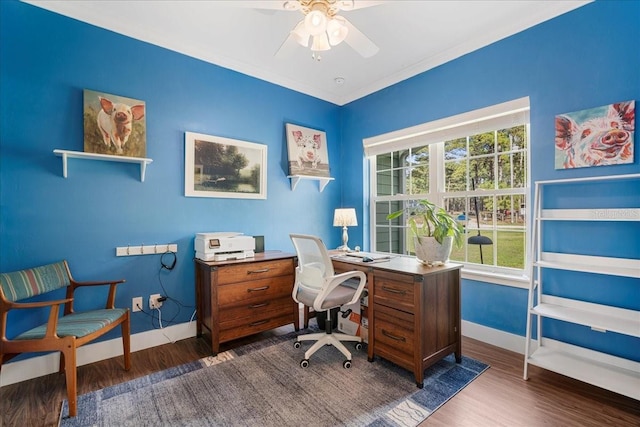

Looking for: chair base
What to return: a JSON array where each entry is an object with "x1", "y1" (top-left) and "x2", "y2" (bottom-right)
[{"x1": 296, "y1": 332, "x2": 362, "y2": 361}]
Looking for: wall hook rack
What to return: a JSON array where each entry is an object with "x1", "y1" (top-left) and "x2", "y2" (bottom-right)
[{"x1": 116, "y1": 243, "x2": 178, "y2": 257}]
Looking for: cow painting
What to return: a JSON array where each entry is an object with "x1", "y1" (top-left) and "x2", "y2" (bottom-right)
[{"x1": 555, "y1": 101, "x2": 635, "y2": 169}]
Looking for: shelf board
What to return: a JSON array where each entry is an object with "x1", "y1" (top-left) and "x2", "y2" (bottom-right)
[
  {"x1": 288, "y1": 175, "x2": 334, "y2": 192},
  {"x1": 536, "y1": 252, "x2": 640, "y2": 278},
  {"x1": 532, "y1": 301, "x2": 640, "y2": 337},
  {"x1": 54, "y1": 149, "x2": 153, "y2": 182},
  {"x1": 540, "y1": 208, "x2": 640, "y2": 221},
  {"x1": 526, "y1": 346, "x2": 640, "y2": 400}
]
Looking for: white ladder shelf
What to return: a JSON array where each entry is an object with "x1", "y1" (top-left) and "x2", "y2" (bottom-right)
[{"x1": 523, "y1": 173, "x2": 640, "y2": 400}]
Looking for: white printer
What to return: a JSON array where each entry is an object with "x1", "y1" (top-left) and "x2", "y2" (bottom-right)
[{"x1": 195, "y1": 232, "x2": 255, "y2": 261}]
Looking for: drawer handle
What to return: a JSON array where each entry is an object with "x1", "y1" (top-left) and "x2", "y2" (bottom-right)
[
  {"x1": 247, "y1": 285, "x2": 270, "y2": 292},
  {"x1": 382, "y1": 329, "x2": 406, "y2": 342},
  {"x1": 249, "y1": 319, "x2": 269, "y2": 327},
  {"x1": 248, "y1": 302, "x2": 269, "y2": 309},
  {"x1": 248, "y1": 268, "x2": 270, "y2": 274},
  {"x1": 381, "y1": 286, "x2": 406, "y2": 295}
]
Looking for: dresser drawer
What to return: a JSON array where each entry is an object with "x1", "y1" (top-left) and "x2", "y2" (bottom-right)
[
  {"x1": 217, "y1": 259, "x2": 294, "y2": 285},
  {"x1": 218, "y1": 275, "x2": 293, "y2": 307},
  {"x1": 372, "y1": 270, "x2": 415, "y2": 313},
  {"x1": 218, "y1": 295, "x2": 294, "y2": 326},
  {"x1": 373, "y1": 304, "x2": 415, "y2": 371},
  {"x1": 219, "y1": 313, "x2": 294, "y2": 343}
]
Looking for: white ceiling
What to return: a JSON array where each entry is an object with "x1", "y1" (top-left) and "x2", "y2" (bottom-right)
[{"x1": 25, "y1": 0, "x2": 590, "y2": 106}]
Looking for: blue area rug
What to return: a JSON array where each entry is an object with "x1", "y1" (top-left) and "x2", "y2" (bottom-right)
[{"x1": 60, "y1": 331, "x2": 488, "y2": 426}]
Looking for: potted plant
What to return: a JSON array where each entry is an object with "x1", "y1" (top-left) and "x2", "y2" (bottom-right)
[{"x1": 386, "y1": 199, "x2": 464, "y2": 265}]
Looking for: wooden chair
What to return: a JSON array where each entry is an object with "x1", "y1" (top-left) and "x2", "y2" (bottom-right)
[{"x1": 0, "y1": 260, "x2": 131, "y2": 417}]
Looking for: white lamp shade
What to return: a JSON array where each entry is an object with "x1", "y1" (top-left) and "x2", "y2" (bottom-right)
[
  {"x1": 304, "y1": 10, "x2": 328, "y2": 36},
  {"x1": 327, "y1": 17, "x2": 349, "y2": 46},
  {"x1": 333, "y1": 208, "x2": 357, "y2": 227},
  {"x1": 311, "y1": 33, "x2": 331, "y2": 52},
  {"x1": 291, "y1": 20, "x2": 310, "y2": 47}
]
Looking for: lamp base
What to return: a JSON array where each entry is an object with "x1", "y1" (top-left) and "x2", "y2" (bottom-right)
[{"x1": 336, "y1": 244, "x2": 351, "y2": 252}]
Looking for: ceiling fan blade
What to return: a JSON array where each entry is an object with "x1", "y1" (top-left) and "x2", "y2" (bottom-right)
[
  {"x1": 342, "y1": 17, "x2": 379, "y2": 58},
  {"x1": 275, "y1": 33, "x2": 299, "y2": 59}
]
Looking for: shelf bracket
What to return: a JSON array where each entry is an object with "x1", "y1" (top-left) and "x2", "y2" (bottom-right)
[{"x1": 288, "y1": 175, "x2": 335, "y2": 192}]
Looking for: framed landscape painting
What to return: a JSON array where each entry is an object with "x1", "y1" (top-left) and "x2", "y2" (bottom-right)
[{"x1": 185, "y1": 132, "x2": 267, "y2": 199}]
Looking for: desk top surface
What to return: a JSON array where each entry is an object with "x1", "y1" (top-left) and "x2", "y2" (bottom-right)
[
  {"x1": 330, "y1": 252, "x2": 462, "y2": 276},
  {"x1": 194, "y1": 250, "x2": 295, "y2": 267}
]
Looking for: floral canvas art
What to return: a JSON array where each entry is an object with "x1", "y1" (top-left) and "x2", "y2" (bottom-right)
[{"x1": 555, "y1": 101, "x2": 634, "y2": 169}]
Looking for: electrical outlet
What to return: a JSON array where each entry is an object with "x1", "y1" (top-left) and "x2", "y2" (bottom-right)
[
  {"x1": 132, "y1": 297, "x2": 143, "y2": 312},
  {"x1": 149, "y1": 293, "x2": 163, "y2": 309}
]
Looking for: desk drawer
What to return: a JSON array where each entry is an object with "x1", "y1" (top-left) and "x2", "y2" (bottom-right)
[
  {"x1": 372, "y1": 271, "x2": 415, "y2": 313},
  {"x1": 218, "y1": 275, "x2": 293, "y2": 307},
  {"x1": 219, "y1": 295, "x2": 294, "y2": 326},
  {"x1": 217, "y1": 259, "x2": 294, "y2": 285},
  {"x1": 373, "y1": 304, "x2": 414, "y2": 370}
]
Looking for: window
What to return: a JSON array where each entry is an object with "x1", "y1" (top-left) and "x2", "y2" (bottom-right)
[{"x1": 365, "y1": 98, "x2": 530, "y2": 285}]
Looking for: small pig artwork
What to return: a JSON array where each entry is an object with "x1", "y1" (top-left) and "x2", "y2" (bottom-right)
[
  {"x1": 555, "y1": 101, "x2": 635, "y2": 169},
  {"x1": 286, "y1": 124, "x2": 330, "y2": 178},
  {"x1": 83, "y1": 89, "x2": 147, "y2": 158}
]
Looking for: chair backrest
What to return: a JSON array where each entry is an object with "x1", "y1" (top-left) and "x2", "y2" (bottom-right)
[
  {"x1": 289, "y1": 234, "x2": 334, "y2": 291},
  {"x1": 0, "y1": 261, "x2": 70, "y2": 302}
]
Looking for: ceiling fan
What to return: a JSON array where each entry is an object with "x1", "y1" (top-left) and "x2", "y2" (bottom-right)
[{"x1": 269, "y1": 0, "x2": 382, "y2": 60}]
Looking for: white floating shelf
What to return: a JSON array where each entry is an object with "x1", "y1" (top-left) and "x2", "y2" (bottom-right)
[
  {"x1": 288, "y1": 175, "x2": 334, "y2": 192},
  {"x1": 54, "y1": 149, "x2": 153, "y2": 182}
]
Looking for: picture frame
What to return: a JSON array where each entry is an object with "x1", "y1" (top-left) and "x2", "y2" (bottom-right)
[
  {"x1": 285, "y1": 123, "x2": 331, "y2": 178},
  {"x1": 185, "y1": 132, "x2": 267, "y2": 199},
  {"x1": 555, "y1": 100, "x2": 634, "y2": 169},
  {"x1": 83, "y1": 89, "x2": 146, "y2": 158}
]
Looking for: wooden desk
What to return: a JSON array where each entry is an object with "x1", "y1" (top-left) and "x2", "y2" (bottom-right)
[
  {"x1": 194, "y1": 251, "x2": 299, "y2": 355},
  {"x1": 331, "y1": 255, "x2": 462, "y2": 388}
]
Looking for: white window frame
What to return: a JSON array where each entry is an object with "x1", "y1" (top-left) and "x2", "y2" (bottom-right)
[{"x1": 364, "y1": 98, "x2": 532, "y2": 288}]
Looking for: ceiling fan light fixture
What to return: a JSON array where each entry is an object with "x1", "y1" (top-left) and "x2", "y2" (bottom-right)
[
  {"x1": 304, "y1": 9, "x2": 328, "y2": 36},
  {"x1": 291, "y1": 20, "x2": 310, "y2": 47},
  {"x1": 327, "y1": 17, "x2": 348, "y2": 46},
  {"x1": 310, "y1": 33, "x2": 331, "y2": 52}
]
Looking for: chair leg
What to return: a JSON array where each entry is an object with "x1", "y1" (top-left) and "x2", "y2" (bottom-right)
[
  {"x1": 61, "y1": 340, "x2": 77, "y2": 417},
  {"x1": 121, "y1": 313, "x2": 131, "y2": 371}
]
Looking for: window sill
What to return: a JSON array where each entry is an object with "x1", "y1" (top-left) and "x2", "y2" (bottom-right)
[{"x1": 461, "y1": 266, "x2": 530, "y2": 289}]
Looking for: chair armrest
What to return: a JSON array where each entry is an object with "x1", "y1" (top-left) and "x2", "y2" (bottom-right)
[
  {"x1": 314, "y1": 270, "x2": 366, "y2": 312},
  {"x1": 5, "y1": 297, "x2": 73, "y2": 310},
  {"x1": 3, "y1": 298, "x2": 72, "y2": 339},
  {"x1": 66, "y1": 278, "x2": 127, "y2": 313}
]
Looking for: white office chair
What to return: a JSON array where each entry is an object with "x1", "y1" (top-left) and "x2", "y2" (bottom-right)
[{"x1": 290, "y1": 233, "x2": 367, "y2": 368}]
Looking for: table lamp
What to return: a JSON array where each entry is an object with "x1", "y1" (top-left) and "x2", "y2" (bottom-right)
[{"x1": 333, "y1": 208, "x2": 357, "y2": 251}]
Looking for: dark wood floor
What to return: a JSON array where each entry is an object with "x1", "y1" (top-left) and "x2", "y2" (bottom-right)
[{"x1": 1, "y1": 326, "x2": 638, "y2": 427}]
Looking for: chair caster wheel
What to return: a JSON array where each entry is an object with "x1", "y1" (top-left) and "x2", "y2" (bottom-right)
[
  {"x1": 294, "y1": 341, "x2": 301, "y2": 349},
  {"x1": 343, "y1": 360, "x2": 352, "y2": 369},
  {"x1": 300, "y1": 359, "x2": 309, "y2": 368},
  {"x1": 355, "y1": 342, "x2": 363, "y2": 351}
]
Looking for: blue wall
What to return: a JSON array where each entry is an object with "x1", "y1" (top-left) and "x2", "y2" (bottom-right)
[
  {"x1": 1, "y1": 0, "x2": 639, "y2": 360},
  {"x1": 0, "y1": 0, "x2": 343, "y2": 338},
  {"x1": 341, "y1": 0, "x2": 639, "y2": 359}
]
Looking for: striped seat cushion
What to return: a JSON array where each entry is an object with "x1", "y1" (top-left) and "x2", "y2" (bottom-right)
[
  {"x1": 14, "y1": 308, "x2": 127, "y2": 340},
  {"x1": 0, "y1": 261, "x2": 70, "y2": 302}
]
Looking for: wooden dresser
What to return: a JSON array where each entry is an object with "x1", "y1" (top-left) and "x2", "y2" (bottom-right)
[
  {"x1": 332, "y1": 256, "x2": 462, "y2": 388},
  {"x1": 194, "y1": 251, "x2": 299, "y2": 355}
]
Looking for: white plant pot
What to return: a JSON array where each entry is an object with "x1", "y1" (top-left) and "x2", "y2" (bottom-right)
[{"x1": 413, "y1": 236, "x2": 453, "y2": 266}]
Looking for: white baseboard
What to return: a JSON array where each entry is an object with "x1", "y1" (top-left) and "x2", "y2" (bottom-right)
[
  {"x1": 0, "y1": 321, "x2": 197, "y2": 387},
  {"x1": 462, "y1": 320, "x2": 528, "y2": 354},
  {"x1": 1, "y1": 320, "x2": 523, "y2": 387}
]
